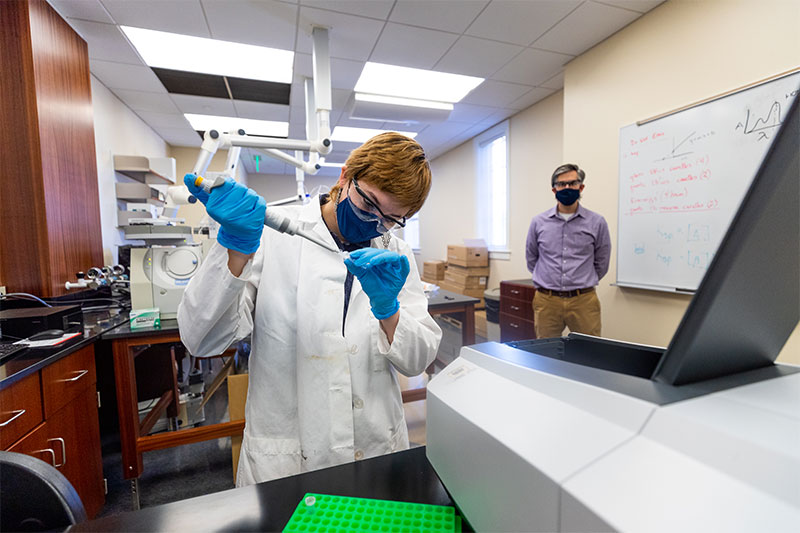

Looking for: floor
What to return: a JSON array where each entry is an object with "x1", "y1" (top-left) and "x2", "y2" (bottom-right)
[{"x1": 97, "y1": 333, "x2": 487, "y2": 518}]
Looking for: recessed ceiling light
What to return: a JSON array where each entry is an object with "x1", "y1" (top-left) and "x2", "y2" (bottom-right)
[
  {"x1": 184, "y1": 114, "x2": 289, "y2": 137},
  {"x1": 121, "y1": 26, "x2": 293, "y2": 83},
  {"x1": 331, "y1": 127, "x2": 419, "y2": 144},
  {"x1": 354, "y1": 62, "x2": 483, "y2": 103},
  {"x1": 354, "y1": 93, "x2": 454, "y2": 111}
]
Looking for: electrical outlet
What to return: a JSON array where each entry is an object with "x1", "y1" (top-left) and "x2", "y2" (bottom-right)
[{"x1": 0, "y1": 286, "x2": 6, "y2": 296}]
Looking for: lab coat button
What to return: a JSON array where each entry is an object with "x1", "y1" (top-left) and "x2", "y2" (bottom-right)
[
  {"x1": 354, "y1": 450, "x2": 364, "y2": 460},
  {"x1": 353, "y1": 397, "x2": 363, "y2": 409}
]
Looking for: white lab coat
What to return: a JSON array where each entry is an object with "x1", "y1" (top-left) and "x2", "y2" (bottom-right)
[{"x1": 177, "y1": 197, "x2": 442, "y2": 486}]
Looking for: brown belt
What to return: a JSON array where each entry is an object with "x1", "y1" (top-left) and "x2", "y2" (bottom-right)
[{"x1": 537, "y1": 287, "x2": 595, "y2": 298}]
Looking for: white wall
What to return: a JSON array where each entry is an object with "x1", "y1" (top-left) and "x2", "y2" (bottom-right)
[
  {"x1": 562, "y1": 0, "x2": 800, "y2": 364},
  {"x1": 91, "y1": 76, "x2": 168, "y2": 265}
]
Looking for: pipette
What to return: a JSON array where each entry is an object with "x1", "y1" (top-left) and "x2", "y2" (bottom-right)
[{"x1": 192, "y1": 176, "x2": 348, "y2": 259}]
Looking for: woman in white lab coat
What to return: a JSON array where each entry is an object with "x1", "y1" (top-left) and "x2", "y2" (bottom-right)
[{"x1": 178, "y1": 133, "x2": 442, "y2": 486}]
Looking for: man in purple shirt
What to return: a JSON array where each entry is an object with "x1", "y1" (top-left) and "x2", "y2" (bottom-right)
[{"x1": 525, "y1": 163, "x2": 611, "y2": 338}]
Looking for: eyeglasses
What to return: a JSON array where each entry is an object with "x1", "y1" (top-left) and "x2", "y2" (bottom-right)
[
  {"x1": 349, "y1": 176, "x2": 407, "y2": 229},
  {"x1": 554, "y1": 180, "x2": 582, "y2": 189}
]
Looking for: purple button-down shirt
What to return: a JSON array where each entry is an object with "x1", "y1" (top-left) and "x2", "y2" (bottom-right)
[{"x1": 526, "y1": 204, "x2": 611, "y2": 291}]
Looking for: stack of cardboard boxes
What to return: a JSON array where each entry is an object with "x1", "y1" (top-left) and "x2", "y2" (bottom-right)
[
  {"x1": 438, "y1": 243, "x2": 490, "y2": 308},
  {"x1": 421, "y1": 260, "x2": 446, "y2": 285}
]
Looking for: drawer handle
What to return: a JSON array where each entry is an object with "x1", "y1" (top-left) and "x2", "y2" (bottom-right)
[
  {"x1": 33, "y1": 447, "x2": 57, "y2": 467},
  {"x1": 511, "y1": 289, "x2": 520, "y2": 294},
  {"x1": 0, "y1": 409, "x2": 26, "y2": 427},
  {"x1": 510, "y1": 323, "x2": 519, "y2": 328},
  {"x1": 48, "y1": 437, "x2": 66, "y2": 467},
  {"x1": 59, "y1": 369, "x2": 89, "y2": 382},
  {"x1": 510, "y1": 305, "x2": 520, "y2": 311}
]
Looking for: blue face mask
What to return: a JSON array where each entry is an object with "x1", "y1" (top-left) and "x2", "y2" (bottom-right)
[
  {"x1": 555, "y1": 188, "x2": 580, "y2": 206},
  {"x1": 336, "y1": 197, "x2": 382, "y2": 243}
]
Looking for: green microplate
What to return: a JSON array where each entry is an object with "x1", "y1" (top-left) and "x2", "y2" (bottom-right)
[{"x1": 283, "y1": 493, "x2": 461, "y2": 532}]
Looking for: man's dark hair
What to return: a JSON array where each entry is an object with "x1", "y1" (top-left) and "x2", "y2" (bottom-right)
[{"x1": 551, "y1": 163, "x2": 586, "y2": 187}]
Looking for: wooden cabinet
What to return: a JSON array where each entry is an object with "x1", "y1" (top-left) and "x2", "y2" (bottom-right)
[
  {"x1": 2, "y1": 346, "x2": 104, "y2": 518},
  {"x1": 499, "y1": 279, "x2": 536, "y2": 342}
]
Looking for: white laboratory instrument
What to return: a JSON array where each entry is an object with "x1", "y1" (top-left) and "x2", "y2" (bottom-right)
[
  {"x1": 130, "y1": 245, "x2": 202, "y2": 319},
  {"x1": 426, "y1": 95, "x2": 800, "y2": 532}
]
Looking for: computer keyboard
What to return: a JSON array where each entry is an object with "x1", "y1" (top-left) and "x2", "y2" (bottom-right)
[{"x1": 0, "y1": 342, "x2": 29, "y2": 363}]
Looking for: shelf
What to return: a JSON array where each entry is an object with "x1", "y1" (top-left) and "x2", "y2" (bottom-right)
[
  {"x1": 115, "y1": 182, "x2": 165, "y2": 204},
  {"x1": 114, "y1": 155, "x2": 176, "y2": 185}
]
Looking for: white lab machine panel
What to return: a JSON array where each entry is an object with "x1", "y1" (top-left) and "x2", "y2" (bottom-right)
[
  {"x1": 426, "y1": 345, "x2": 655, "y2": 532},
  {"x1": 130, "y1": 245, "x2": 202, "y2": 319}
]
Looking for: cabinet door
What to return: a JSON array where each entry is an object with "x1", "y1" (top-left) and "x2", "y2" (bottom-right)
[
  {"x1": 8, "y1": 388, "x2": 104, "y2": 518},
  {"x1": 500, "y1": 313, "x2": 536, "y2": 342}
]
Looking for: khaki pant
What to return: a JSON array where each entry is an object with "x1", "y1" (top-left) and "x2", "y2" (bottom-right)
[{"x1": 532, "y1": 290, "x2": 602, "y2": 338}]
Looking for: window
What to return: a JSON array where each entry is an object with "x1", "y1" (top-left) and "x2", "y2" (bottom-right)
[
  {"x1": 475, "y1": 121, "x2": 509, "y2": 256},
  {"x1": 402, "y1": 213, "x2": 420, "y2": 251}
]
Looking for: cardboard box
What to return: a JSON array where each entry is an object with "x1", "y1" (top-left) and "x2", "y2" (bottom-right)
[
  {"x1": 445, "y1": 264, "x2": 490, "y2": 277},
  {"x1": 444, "y1": 269, "x2": 488, "y2": 289},
  {"x1": 438, "y1": 280, "x2": 485, "y2": 309},
  {"x1": 227, "y1": 373, "x2": 249, "y2": 483},
  {"x1": 447, "y1": 244, "x2": 489, "y2": 267},
  {"x1": 423, "y1": 260, "x2": 446, "y2": 280},
  {"x1": 420, "y1": 275, "x2": 440, "y2": 285}
]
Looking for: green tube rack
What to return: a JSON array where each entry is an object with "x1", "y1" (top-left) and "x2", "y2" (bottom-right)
[{"x1": 283, "y1": 493, "x2": 461, "y2": 532}]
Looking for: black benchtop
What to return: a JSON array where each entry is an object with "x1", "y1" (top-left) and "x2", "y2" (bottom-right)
[
  {"x1": 69, "y1": 446, "x2": 472, "y2": 532},
  {"x1": 0, "y1": 308, "x2": 128, "y2": 390}
]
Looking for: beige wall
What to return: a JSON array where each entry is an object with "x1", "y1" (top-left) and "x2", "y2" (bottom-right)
[
  {"x1": 420, "y1": 90, "x2": 565, "y2": 288},
  {"x1": 562, "y1": 0, "x2": 800, "y2": 364},
  {"x1": 169, "y1": 145, "x2": 250, "y2": 228},
  {"x1": 91, "y1": 76, "x2": 169, "y2": 265},
  {"x1": 424, "y1": 0, "x2": 800, "y2": 364}
]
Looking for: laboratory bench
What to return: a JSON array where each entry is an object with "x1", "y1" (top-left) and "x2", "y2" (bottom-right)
[
  {"x1": 1, "y1": 289, "x2": 479, "y2": 515},
  {"x1": 68, "y1": 445, "x2": 473, "y2": 532}
]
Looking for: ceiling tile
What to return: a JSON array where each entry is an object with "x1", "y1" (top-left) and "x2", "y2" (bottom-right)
[
  {"x1": 296, "y1": 6, "x2": 385, "y2": 61},
  {"x1": 507, "y1": 87, "x2": 557, "y2": 110},
  {"x1": 389, "y1": 0, "x2": 488, "y2": 34},
  {"x1": 233, "y1": 101, "x2": 291, "y2": 121},
  {"x1": 171, "y1": 94, "x2": 237, "y2": 116},
  {"x1": 413, "y1": 121, "x2": 473, "y2": 148},
  {"x1": 299, "y1": 0, "x2": 393, "y2": 20},
  {"x1": 152, "y1": 125, "x2": 203, "y2": 147},
  {"x1": 101, "y1": 0, "x2": 210, "y2": 37},
  {"x1": 533, "y1": 1, "x2": 641, "y2": 56},
  {"x1": 90, "y1": 60, "x2": 166, "y2": 92},
  {"x1": 49, "y1": 0, "x2": 114, "y2": 23},
  {"x1": 369, "y1": 23, "x2": 458, "y2": 70},
  {"x1": 66, "y1": 19, "x2": 142, "y2": 64},
  {"x1": 291, "y1": 87, "x2": 351, "y2": 109},
  {"x1": 434, "y1": 35, "x2": 522, "y2": 78},
  {"x1": 112, "y1": 89, "x2": 181, "y2": 113},
  {"x1": 598, "y1": 0, "x2": 665, "y2": 14},
  {"x1": 449, "y1": 103, "x2": 498, "y2": 123},
  {"x1": 459, "y1": 80, "x2": 531, "y2": 107},
  {"x1": 293, "y1": 54, "x2": 366, "y2": 90},
  {"x1": 491, "y1": 47, "x2": 572, "y2": 86},
  {"x1": 465, "y1": 0, "x2": 581, "y2": 46},
  {"x1": 540, "y1": 70, "x2": 565, "y2": 90},
  {"x1": 202, "y1": 0, "x2": 298, "y2": 50},
  {"x1": 135, "y1": 110, "x2": 191, "y2": 129}
]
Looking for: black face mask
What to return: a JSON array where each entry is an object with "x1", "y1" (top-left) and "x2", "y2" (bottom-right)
[{"x1": 556, "y1": 188, "x2": 580, "y2": 206}]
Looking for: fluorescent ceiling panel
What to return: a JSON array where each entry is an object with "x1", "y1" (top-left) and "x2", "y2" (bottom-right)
[
  {"x1": 331, "y1": 126, "x2": 419, "y2": 143},
  {"x1": 354, "y1": 93, "x2": 453, "y2": 111},
  {"x1": 354, "y1": 62, "x2": 483, "y2": 103},
  {"x1": 184, "y1": 113, "x2": 288, "y2": 137},
  {"x1": 121, "y1": 26, "x2": 293, "y2": 83}
]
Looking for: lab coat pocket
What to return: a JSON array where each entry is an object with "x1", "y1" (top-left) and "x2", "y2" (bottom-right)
[
  {"x1": 237, "y1": 435, "x2": 302, "y2": 486},
  {"x1": 389, "y1": 419, "x2": 409, "y2": 452}
]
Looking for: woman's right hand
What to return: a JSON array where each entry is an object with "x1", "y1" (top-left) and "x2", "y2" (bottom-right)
[{"x1": 184, "y1": 174, "x2": 267, "y2": 255}]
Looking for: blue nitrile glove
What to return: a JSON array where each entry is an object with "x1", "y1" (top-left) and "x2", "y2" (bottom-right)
[
  {"x1": 345, "y1": 248, "x2": 410, "y2": 320},
  {"x1": 184, "y1": 173, "x2": 266, "y2": 255}
]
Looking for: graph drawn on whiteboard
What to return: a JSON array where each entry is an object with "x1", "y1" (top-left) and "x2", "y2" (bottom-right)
[{"x1": 617, "y1": 70, "x2": 800, "y2": 292}]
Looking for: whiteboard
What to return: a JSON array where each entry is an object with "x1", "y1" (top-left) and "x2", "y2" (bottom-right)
[{"x1": 617, "y1": 71, "x2": 800, "y2": 292}]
